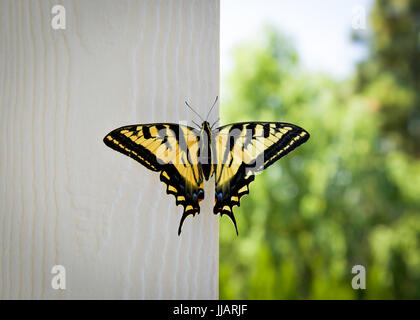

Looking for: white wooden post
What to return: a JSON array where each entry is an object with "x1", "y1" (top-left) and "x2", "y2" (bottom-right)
[{"x1": 0, "y1": 0, "x2": 219, "y2": 299}]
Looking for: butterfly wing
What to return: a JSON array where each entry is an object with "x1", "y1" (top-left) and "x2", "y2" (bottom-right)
[
  {"x1": 103, "y1": 123, "x2": 204, "y2": 235},
  {"x1": 213, "y1": 122, "x2": 310, "y2": 234}
]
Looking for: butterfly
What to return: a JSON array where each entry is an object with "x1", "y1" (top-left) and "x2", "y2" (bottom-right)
[{"x1": 103, "y1": 98, "x2": 309, "y2": 235}]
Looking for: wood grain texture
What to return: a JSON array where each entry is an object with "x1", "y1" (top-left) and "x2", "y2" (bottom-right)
[{"x1": 0, "y1": 0, "x2": 219, "y2": 299}]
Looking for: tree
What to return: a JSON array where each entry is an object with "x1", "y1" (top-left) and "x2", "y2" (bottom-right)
[
  {"x1": 220, "y1": 22, "x2": 420, "y2": 299},
  {"x1": 354, "y1": 0, "x2": 420, "y2": 156}
]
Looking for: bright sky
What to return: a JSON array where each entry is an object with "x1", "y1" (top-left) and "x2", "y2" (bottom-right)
[{"x1": 221, "y1": 0, "x2": 374, "y2": 80}]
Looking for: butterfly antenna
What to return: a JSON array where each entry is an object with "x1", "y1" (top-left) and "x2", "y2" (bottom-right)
[
  {"x1": 185, "y1": 101, "x2": 204, "y2": 123},
  {"x1": 205, "y1": 96, "x2": 219, "y2": 121}
]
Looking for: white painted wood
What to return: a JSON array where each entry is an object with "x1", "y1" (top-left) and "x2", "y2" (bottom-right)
[{"x1": 0, "y1": 0, "x2": 219, "y2": 299}]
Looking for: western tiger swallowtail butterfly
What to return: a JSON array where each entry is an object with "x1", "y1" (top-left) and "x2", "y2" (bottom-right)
[{"x1": 103, "y1": 98, "x2": 309, "y2": 235}]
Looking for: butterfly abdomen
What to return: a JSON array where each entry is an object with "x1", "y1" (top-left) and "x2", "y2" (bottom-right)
[{"x1": 199, "y1": 121, "x2": 213, "y2": 181}]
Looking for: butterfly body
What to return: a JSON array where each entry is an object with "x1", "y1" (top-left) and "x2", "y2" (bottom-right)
[
  {"x1": 198, "y1": 121, "x2": 214, "y2": 181},
  {"x1": 104, "y1": 119, "x2": 309, "y2": 235}
]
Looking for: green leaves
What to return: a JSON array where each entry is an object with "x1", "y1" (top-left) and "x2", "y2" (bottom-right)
[{"x1": 220, "y1": 11, "x2": 420, "y2": 299}]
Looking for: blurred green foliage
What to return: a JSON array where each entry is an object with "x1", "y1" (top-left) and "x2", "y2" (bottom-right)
[{"x1": 219, "y1": 0, "x2": 420, "y2": 299}]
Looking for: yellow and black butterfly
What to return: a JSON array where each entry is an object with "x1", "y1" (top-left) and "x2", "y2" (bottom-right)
[{"x1": 103, "y1": 98, "x2": 309, "y2": 235}]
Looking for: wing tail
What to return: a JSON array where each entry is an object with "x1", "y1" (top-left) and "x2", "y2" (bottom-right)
[
  {"x1": 215, "y1": 206, "x2": 239, "y2": 236},
  {"x1": 178, "y1": 207, "x2": 199, "y2": 236}
]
